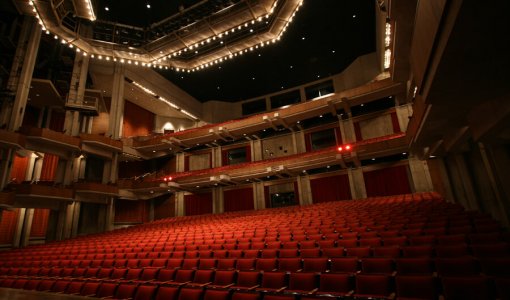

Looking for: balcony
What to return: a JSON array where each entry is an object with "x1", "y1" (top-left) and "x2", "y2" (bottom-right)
[
  {"x1": 9, "y1": 183, "x2": 74, "y2": 208},
  {"x1": 73, "y1": 182, "x2": 119, "y2": 196},
  {"x1": 80, "y1": 134, "x2": 123, "y2": 158},
  {"x1": 19, "y1": 127, "x2": 81, "y2": 157},
  {"x1": 65, "y1": 89, "x2": 104, "y2": 116},
  {"x1": 0, "y1": 191, "x2": 15, "y2": 207},
  {"x1": 0, "y1": 129, "x2": 26, "y2": 149},
  {"x1": 128, "y1": 78, "x2": 405, "y2": 152}
]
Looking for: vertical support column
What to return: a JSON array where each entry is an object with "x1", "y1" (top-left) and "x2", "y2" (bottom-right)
[
  {"x1": 149, "y1": 200, "x2": 155, "y2": 222},
  {"x1": 20, "y1": 208, "x2": 34, "y2": 247},
  {"x1": 12, "y1": 208, "x2": 26, "y2": 248},
  {"x1": 408, "y1": 156, "x2": 434, "y2": 192},
  {"x1": 444, "y1": 154, "x2": 479, "y2": 210},
  {"x1": 0, "y1": 149, "x2": 14, "y2": 190},
  {"x1": 212, "y1": 147, "x2": 222, "y2": 168},
  {"x1": 32, "y1": 154, "x2": 43, "y2": 182},
  {"x1": 176, "y1": 153, "x2": 185, "y2": 172},
  {"x1": 297, "y1": 175, "x2": 312, "y2": 205},
  {"x1": 105, "y1": 198, "x2": 115, "y2": 231},
  {"x1": 53, "y1": 202, "x2": 67, "y2": 241},
  {"x1": 348, "y1": 168, "x2": 367, "y2": 199},
  {"x1": 341, "y1": 119, "x2": 356, "y2": 143},
  {"x1": 337, "y1": 116, "x2": 346, "y2": 144},
  {"x1": 175, "y1": 192, "x2": 185, "y2": 216},
  {"x1": 64, "y1": 54, "x2": 90, "y2": 136},
  {"x1": 252, "y1": 182, "x2": 265, "y2": 210},
  {"x1": 395, "y1": 103, "x2": 413, "y2": 132},
  {"x1": 25, "y1": 152, "x2": 36, "y2": 182},
  {"x1": 299, "y1": 87, "x2": 306, "y2": 102},
  {"x1": 293, "y1": 131, "x2": 306, "y2": 154},
  {"x1": 71, "y1": 202, "x2": 81, "y2": 238},
  {"x1": 212, "y1": 187, "x2": 224, "y2": 214},
  {"x1": 8, "y1": 18, "x2": 41, "y2": 131},
  {"x1": 477, "y1": 143, "x2": 510, "y2": 227},
  {"x1": 108, "y1": 63, "x2": 125, "y2": 139},
  {"x1": 252, "y1": 139, "x2": 263, "y2": 161}
]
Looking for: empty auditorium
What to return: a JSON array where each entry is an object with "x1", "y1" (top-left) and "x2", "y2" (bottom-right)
[{"x1": 0, "y1": 0, "x2": 509, "y2": 299}]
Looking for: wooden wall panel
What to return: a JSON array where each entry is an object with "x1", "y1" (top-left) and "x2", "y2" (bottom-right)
[
  {"x1": 122, "y1": 100, "x2": 155, "y2": 137},
  {"x1": 114, "y1": 200, "x2": 150, "y2": 223}
]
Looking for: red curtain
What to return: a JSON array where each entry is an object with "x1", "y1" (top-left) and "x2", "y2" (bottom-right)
[
  {"x1": 122, "y1": 100, "x2": 155, "y2": 137},
  {"x1": 184, "y1": 156, "x2": 190, "y2": 171},
  {"x1": 391, "y1": 112, "x2": 401, "y2": 133},
  {"x1": 30, "y1": 209, "x2": 50, "y2": 238},
  {"x1": 49, "y1": 111, "x2": 65, "y2": 132},
  {"x1": 10, "y1": 154, "x2": 29, "y2": 183},
  {"x1": 245, "y1": 145, "x2": 252, "y2": 162},
  {"x1": 185, "y1": 193, "x2": 213, "y2": 216},
  {"x1": 40, "y1": 154, "x2": 59, "y2": 181},
  {"x1": 354, "y1": 122, "x2": 362, "y2": 141},
  {"x1": 0, "y1": 209, "x2": 19, "y2": 244},
  {"x1": 224, "y1": 187, "x2": 254, "y2": 212},
  {"x1": 114, "y1": 200, "x2": 150, "y2": 223},
  {"x1": 310, "y1": 174, "x2": 351, "y2": 203},
  {"x1": 364, "y1": 165, "x2": 412, "y2": 197}
]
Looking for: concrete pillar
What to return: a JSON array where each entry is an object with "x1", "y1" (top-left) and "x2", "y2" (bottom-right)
[
  {"x1": 20, "y1": 208, "x2": 34, "y2": 247},
  {"x1": 348, "y1": 168, "x2": 367, "y2": 199},
  {"x1": 252, "y1": 139, "x2": 263, "y2": 161},
  {"x1": 408, "y1": 156, "x2": 434, "y2": 192},
  {"x1": 213, "y1": 187, "x2": 224, "y2": 214},
  {"x1": 299, "y1": 87, "x2": 307, "y2": 102},
  {"x1": 338, "y1": 117, "x2": 346, "y2": 144},
  {"x1": 175, "y1": 192, "x2": 185, "y2": 216},
  {"x1": 63, "y1": 202, "x2": 80, "y2": 239},
  {"x1": 108, "y1": 63, "x2": 125, "y2": 139},
  {"x1": 341, "y1": 119, "x2": 356, "y2": 144},
  {"x1": 25, "y1": 152, "x2": 36, "y2": 182},
  {"x1": 0, "y1": 149, "x2": 14, "y2": 190},
  {"x1": 297, "y1": 175, "x2": 312, "y2": 205},
  {"x1": 212, "y1": 147, "x2": 222, "y2": 168},
  {"x1": 176, "y1": 153, "x2": 185, "y2": 172},
  {"x1": 396, "y1": 103, "x2": 413, "y2": 132},
  {"x1": 32, "y1": 154, "x2": 43, "y2": 182},
  {"x1": 444, "y1": 154, "x2": 479, "y2": 210},
  {"x1": 12, "y1": 208, "x2": 26, "y2": 248},
  {"x1": 8, "y1": 18, "x2": 41, "y2": 131},
  {"x1": 253, "y1": 182, "x2": 266, "y2": 210},
  {"x1": 43, "y1": 108, "x2": 53, "y2": 129},
  {"x1": 105, "y1": 198, "x2": 115, "y2": 231},
  {"x1": 54, "y1": 202, "x2": 67, "y2": 241},
  {"x1": 293, "y1": 131, "x2": 306, "y2": 153},
  {"x1": 54, "y1": 158, "x2": 74, "y2": 185}
]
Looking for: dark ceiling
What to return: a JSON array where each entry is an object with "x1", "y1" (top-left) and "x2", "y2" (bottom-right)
[{"x1": 96, "y1": 0, "x2": 376, "y2": 103}]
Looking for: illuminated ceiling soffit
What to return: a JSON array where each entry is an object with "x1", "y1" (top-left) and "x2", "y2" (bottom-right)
[{"x1": 19, "y1": 0, "x2": 303, "y2": 72}]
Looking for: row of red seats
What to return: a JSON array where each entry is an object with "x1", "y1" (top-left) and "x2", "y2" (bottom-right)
[
  {"x1": 1, "y1": 242, "x2": 508, "y2": 269},
  {"x1": 2, "y1": 256, "x2": 510, "y2": 277},
  {"x1": 1, "y1": 271, "x2": 509, "y2": 299}
]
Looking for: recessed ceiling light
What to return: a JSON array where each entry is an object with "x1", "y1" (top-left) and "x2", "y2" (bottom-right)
[
  {"x1": 105, "y1": 6, "x2": 109, "y2": 11},
  {"x1": 353, "y1": 14, "x2": 356, "y2": 18},
  {"x1": 372, "y1": 158, "x2": 376, "y2": 161},
  {"x1": 217, "y1": 86, "x2": 220, "y2": 90},
  {"x1": 301, "y1": 37, "x2": 306, "y2": 40},
  {"x1": 258, "y1": 54, "x2": 261, "y2": 57},
  {"x1": 332, "y1": 50, "x2": 336, "y2": 53},
  {"x1": 360, "y1": 103, "x2": 364, "y2": 107},
  {"x1": 250, "y1": 29, "x2": 253, "y2": 33},
  {"x1": 252, "y1": 77, "x2": 255, "y2": 80},
  {"x1": 290, "y1": 65, "x2": 293, "y2": 69},
  {"x1": 146, "y1": 3, "x2": 151, "y2": 8},
  {"x1": 317, "y1": 75, "x2": 320, "y2": 78}
]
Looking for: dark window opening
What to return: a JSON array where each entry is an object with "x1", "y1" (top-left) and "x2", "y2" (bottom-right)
[
  {"x1": 310, "y1": 128, "x2": 337, "y2": 150},
  {"x1": 305, "y1": 80, "x2": 335, "y2": 100},
  {"x1": 226, "y1": 147, "x2": 248, "y2": 165},
  {"x1": 270, "y1": 90, "x2": 301, "y2": 109},
  {"x1": 270, "y1": 192, "x2": 296, "y2": 208},
  {"x1": 351, "y1": 96, "x2": 395, "y2": 117},
  {"x1": 242, "y1": 99, "x2": 266, "y2": 115}
]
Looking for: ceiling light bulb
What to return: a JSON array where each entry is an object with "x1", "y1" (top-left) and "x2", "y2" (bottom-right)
[{"x1": 147, "y1": 4, "x2": 151, "y2": 8}]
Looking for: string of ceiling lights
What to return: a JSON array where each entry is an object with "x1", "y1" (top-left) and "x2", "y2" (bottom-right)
[
  {"x1": 27, "y1": 0, "x2": 304, "y2": 73},
  {"x1": 131, "y1": 81, "x2": 198, "y2": 120}
]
